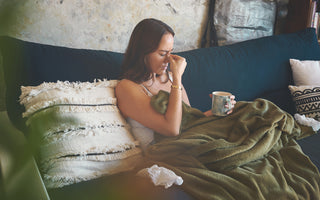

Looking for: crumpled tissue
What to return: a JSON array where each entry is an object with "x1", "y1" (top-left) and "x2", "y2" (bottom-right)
[
  {"x1": 136, "y1": 164, "x2": 183, "y2": 189},
  {"x1": 294, "y1": 113, "x2": 320, "y2": 132}
]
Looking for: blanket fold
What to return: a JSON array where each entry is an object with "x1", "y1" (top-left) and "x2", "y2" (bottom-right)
[{"x1": 143, "y1": 90, "x2": 319, "y2": 200}]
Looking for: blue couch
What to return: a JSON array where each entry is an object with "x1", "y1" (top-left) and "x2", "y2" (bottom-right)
[{"x1": 1, "y1": 28, "x2": 320, "y2": 199}]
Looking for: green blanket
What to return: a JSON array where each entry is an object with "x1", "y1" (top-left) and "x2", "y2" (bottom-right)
[{"x1": 144, "y1": 90, "x2": 320, "y2": 200}]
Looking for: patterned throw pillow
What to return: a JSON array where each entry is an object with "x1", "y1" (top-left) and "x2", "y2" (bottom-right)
[
  {"x1": 19, "y1": 80, "x2": 143, "y2": 188},
  {"x1": 288, "y1": 85, "x2": 320, "y2": 121}
]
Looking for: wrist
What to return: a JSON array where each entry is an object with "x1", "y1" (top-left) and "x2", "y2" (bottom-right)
[
  {"x1": 172, "y1": 78, "x2": 182, "y2": 86},
  {"x1": 171, "y1": 84, "x2": 182, "y2": 90},
  {"x1": 172, "y1": 73, "x2": 182, "y2": 82}
]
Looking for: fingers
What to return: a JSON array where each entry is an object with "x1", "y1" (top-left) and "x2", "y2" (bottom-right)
[
  {"x1": 168, "y1": 55, "x2": 174, "y2": 62},
  {"x1": 225, "y1": 100, "x2": 236, "y2": 108},
  {"x1": 169, "y1": 54, "x2": 187, "y2": 76},
  {"x1": 226, "y1": 102, "x2": 235, "y2": 114},
  {"x1": 225, "y1": 104, "x2": 235, "y2": 109},
  {"x1": 231, "y1": 99, "x2": 236, "y2": 106},
  {"x1": 170, "y1": 54, "x2": 183, "y2": 60},
  {"x1": 227, "y1": 110, "x2": 233, "y2": 115},
  {"x1": 170, "y1": 54, "x2": 187, "y2": 65},
  {"x1": 225, "y1": 96, "x2": 236, "y2": 115}
]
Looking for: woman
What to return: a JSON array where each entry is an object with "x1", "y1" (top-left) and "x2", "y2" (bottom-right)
[{"x1": 115, "y1": 18, "x2": 236, "y2": 138}]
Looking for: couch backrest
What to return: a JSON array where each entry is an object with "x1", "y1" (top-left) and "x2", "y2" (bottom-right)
[
  {"x1": 1, "y1": 28, "x2": 320, "y2": 131},
  {"x1": 178, "y1": 28, "x2": 320, "y2": 113}
]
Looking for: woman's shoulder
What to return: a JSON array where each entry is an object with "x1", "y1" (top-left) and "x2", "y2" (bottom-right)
[
  {"x1": 116, "y1": 79, "x2": 138, "y2": 90},
  {"x1": 116, "y1": 79, "x2": 144, "y2": 97}
]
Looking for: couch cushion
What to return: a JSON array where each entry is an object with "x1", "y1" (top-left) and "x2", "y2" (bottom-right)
[{"x1": 178, "y1": 28, "x2": 320, "y2": 113}]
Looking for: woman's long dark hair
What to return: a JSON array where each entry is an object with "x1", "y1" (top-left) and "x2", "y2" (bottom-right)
[{"x1": 121, "y1": 18, "x2": 175, "y2": 84}]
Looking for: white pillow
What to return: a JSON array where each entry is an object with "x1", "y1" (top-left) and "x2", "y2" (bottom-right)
[
  {"x1": 19, "y1": 79, "x2": 143, "y2": 188},
  {"x1": 288, "y1": 85, "x2": 320, "y2": 121},
  {"x1": 289, "y1": 59, "x2": 320, "y2": 86}
]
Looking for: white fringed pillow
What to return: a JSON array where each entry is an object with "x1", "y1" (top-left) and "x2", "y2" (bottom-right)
[{"x1": 19, "y1": 79, "x2": 143, "y2": 188}]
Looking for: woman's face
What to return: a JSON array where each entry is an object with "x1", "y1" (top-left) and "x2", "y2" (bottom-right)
[{"x1": 145, "y1": 33, "x2": 174, "y2": 75}]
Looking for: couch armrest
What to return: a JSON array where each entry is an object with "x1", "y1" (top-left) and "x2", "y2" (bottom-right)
[{"x1": 0, "y1": 111, "x2": 50, "y2": 200}]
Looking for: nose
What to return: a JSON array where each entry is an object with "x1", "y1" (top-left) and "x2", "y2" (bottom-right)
[{"x1": 164, "y1": 53, "x2": 171, "y2": 63}]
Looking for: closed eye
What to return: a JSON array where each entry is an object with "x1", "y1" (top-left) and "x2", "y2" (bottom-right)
[{"x1": 159, "y1": 48, "x2": 173, "y2": 57}]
